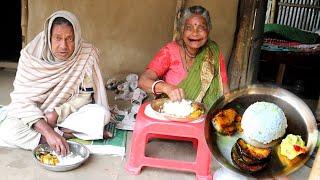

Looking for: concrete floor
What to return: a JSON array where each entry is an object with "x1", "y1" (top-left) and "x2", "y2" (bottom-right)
[{"x1": 0, "y1": 68, "x2": 315, "y2": 180}]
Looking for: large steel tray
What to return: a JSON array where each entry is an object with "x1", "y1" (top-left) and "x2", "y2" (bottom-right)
[{"x1": 205, "y1": 84, "x2": 318, "y2": 178}]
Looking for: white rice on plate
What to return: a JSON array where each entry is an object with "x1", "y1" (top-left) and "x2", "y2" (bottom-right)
[
  {"x1": 52, "y1": 151, "x2": 84, "y2": 166},
  {"x1": 162, "y1": 99, "x2": 193, "y2": 117},
  {"x1": 241, "y1": 101, "x2": 288, "y2": 144}
]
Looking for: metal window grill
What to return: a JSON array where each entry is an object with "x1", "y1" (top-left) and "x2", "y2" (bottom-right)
[{"x1": 276, "y1": 0, "x2": 320, "y2": 31}]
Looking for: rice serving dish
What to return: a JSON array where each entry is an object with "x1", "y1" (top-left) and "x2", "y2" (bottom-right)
[{"x1": 204, "y1": 84, "x2": 318, "y2": 178}]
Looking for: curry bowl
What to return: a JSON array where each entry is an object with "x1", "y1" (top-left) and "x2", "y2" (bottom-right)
[
  {"x1": 150, "y1": 98, "x2": 206, "y2": 122},
  {"x1": 33, "y1": 141, "x2": 90, "y2": 172},
  {"x1": 205, "y1": 84, "x2": 318, "y2": 178}
]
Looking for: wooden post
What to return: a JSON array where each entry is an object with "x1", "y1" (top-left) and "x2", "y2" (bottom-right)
[
  {"x1": 276, "y1": 63, "x2": 286, "y2": 85},
  {"x1": 228, "y1": 0, "x2": 256, "y2": 90},
  {"x1": 270, "y1": 0, "x2": 277, "y2": 23},
  {"x1": 316, "y1": 98, "x2": 320, "y2": 124},
  {"x1": 21, "y1": 0, "x2": 28, "y2": 47},
  {"x1": 228, "y1": 0, "x2": 267, "y2": 90},
  {"x1": 172, "y1": 0, "x2": 185, "y2": 41},
  {"x1": 247, "y1": 0, "x2": 268, "y2": 85}
]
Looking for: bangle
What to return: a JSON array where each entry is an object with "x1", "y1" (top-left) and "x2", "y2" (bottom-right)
[{"x1": 151, "y1": 80, "x2": 164, "y2": 95}]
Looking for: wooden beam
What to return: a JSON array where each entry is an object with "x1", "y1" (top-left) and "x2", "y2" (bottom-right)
[
  {"x1": 276, "y1": 64, "x2": 286, "y2": 85},
  {"x1": 246, "y1": 0, "x2": 268, "y2": 85},
  {"x1": 270, "y1": 0, "x2": 277, "y2": 23},
  {"x1": 316, "y1": 98, "x2": 320, "y2": 123},
  {"x1": 228, "y1": 0, "x2": 267, "y2": 90},
  {"x1": 21, "y1": 0, "x2": 28, "y2": 47},
  {"x1": 228, "y1": 0, "x2": 256, "y2": 90},
  {"x1": 172, "y1": 0, "x2": 185, "y2": 41}
]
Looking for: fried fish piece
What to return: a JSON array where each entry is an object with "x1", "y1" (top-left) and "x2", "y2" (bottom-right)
[
  {"x1": 223, "y1": 108, "x2": 237, "y2": 122},
  {"x1": 220, "y1": 125, "x2": 237, "y2": 135},
  {"x1": 235, "y1": 114, "x2": 242, "y2": 122},
  {"x1": 213, "y1": 111, "x2": 234, "y2": 127},
  {"x1": 212, "y1": 108, "x2": 242, "y2": 135}
]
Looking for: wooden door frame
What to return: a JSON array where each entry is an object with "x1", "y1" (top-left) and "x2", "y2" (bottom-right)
[{"x1": 228, "y1": 0, "x2": 267, "y2": 90}]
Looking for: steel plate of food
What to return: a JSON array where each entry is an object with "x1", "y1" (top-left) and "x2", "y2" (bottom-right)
[
  {"x1": 150, "y1": 98, "x2": 206, "y2": 122},
  {"x1": 33, "y1": 141, "x2": 90, "y2": 172},
  {"x1": 204, "y1": 84, "x2": 318, "y2": 178}
]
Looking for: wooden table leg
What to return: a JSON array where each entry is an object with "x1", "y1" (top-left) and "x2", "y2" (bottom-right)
[{"x1": 276, "y1": 63, "x2": 286, "y2": 85}]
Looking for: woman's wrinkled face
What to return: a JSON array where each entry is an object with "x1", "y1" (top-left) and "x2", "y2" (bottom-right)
[
  {"x1": 51, "y1": 23, "x2": 75, "y2": 60},
  {"x1": 182, "y1": 15, "x2": 209, "y2": 50}
]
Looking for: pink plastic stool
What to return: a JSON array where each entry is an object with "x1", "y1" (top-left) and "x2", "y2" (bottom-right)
[{"x1": 125, "y1": 102, "x2": 212, "y2": 180}]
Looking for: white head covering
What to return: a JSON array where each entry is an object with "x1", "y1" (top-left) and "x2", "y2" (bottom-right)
[{"x1": 43, "y1": 10, "x2": 82, "y2": 61}]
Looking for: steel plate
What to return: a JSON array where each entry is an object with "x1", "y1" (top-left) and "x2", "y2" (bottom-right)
[
  {"x1": 205, "y1": 84, "x2": 318, "y2": 178},
  {"x1": 150, "y1": 98, "x2": 206, "y2": 122}
]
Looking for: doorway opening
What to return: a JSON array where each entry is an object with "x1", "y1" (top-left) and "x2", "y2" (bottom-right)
[{"x1": 0, "y1": 0, "x2": 22, "y2": 62}]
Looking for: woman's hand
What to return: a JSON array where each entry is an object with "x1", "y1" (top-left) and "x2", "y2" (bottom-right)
[
  {"x1": 138, "y1": 69, "x2": 185, "y2": 101},
  {"x1": 161, "y1": 83, "x2": 185, "y2": 102}
]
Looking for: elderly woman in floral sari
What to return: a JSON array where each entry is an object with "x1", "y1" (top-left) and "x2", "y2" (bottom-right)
[
  {"x1": 139, "y1": 6, "x2": 229, "y2": 109},
  {"x1": 0, "y1": 11, "x2": 111, "y2": 156}
]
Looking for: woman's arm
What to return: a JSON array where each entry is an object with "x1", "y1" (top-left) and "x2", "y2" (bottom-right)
[
  {"x1": 138, "y1": 69, "x2": 158, "y2": 93},
  {"x1": 138, "y1": 69, "x2": 184, "y2": 101}
]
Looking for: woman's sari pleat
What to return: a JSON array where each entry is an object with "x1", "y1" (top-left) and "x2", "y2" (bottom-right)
[{"x1": 178, "y1": 40, "x2": 223, "y2": 109}]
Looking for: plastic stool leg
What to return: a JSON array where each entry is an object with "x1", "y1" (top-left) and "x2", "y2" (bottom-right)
[
  {"x1": 191, "y1": 138, "x2": 198, "y2": 150},
  {"x1": 195, "y1": 139, "x2": 212, "y2": 180},
  {"x1": 125, "y1": 164, "x2": 142, "y2": 175},
  {"x1": 125, "y1": 131, "x2": 148, "y2": 175},
  {"x1": 196, "y1": 173, "x2": 213, "y2": 180}
]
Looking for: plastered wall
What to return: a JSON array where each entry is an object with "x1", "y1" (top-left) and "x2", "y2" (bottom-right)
[
  {"x1": 186, "y1": 1, "x2": 238, "y2": 62},
  {"x1": 26, "y1": 0, "x2": 238, "y2": 81}
]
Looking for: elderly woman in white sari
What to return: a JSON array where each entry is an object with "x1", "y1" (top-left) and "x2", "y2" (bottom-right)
[{"x1": 0, "y1": 11, "x2": 111, "y2": 156}]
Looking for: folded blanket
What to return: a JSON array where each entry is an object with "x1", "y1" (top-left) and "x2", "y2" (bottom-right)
[{"x1": 264, "y1": 24, "x2": 320, "y2": 44}]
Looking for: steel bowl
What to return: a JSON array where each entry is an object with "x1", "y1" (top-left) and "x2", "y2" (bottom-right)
[
  {"x1": 205, "y1": 84, "x2": 318, "y2": 178},
  {"x1": 33, "y1": 141, "x2": 90, "y2": 172}
]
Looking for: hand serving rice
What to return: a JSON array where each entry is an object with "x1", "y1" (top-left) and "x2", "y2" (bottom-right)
[{"x1": 241, "y1": 101, "x2": 288, "y2": 146}]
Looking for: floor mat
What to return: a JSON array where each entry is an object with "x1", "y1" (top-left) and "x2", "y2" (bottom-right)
[{"x1": 69, "y1": 127, "x2": 127, "y2": 156}]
